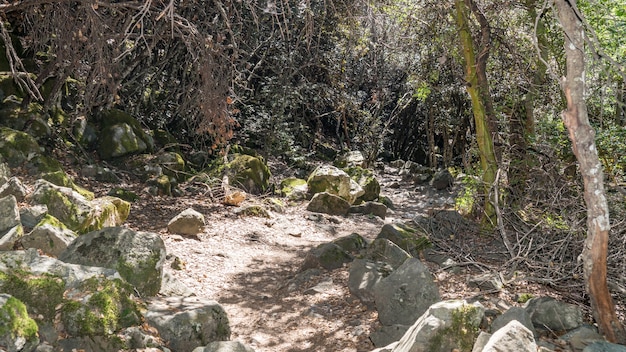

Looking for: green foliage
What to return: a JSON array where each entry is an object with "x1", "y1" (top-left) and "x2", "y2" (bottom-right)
[{"x1": 596, "y1": 123, "x2": 626, "y2": 182}]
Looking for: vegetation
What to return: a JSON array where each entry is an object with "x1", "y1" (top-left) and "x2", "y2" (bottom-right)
[{"x1": 1, "y1": 0, "x2": 626, "y2": 343}]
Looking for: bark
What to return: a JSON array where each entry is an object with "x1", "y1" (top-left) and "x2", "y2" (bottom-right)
[
  {"x1": 554, "y1": 0, "x2": 626, "y2": 343},
  {"x1": 454, "y1": 0, "x2": 498, "y2": 224}
]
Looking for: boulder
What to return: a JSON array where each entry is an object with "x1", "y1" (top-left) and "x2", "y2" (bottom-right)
[
  {"x1": 0, "y1": 127, "x2": 42, "y2": 167},
  {"x1": 307, "y1": 192, "x2": 351, "y2": 216},
  {"x1": 335, "y1": 150, "x2": 366, "y2": 168},
  {"x1": 59, "y1": 227, "x2": 166, "y2": 297},
  {"x1": 0, "y1": 225, "x2": 23, "y2": 251},
  {"x1": 365, "y1": 238, "x2": 412, "y2": 270},
  {"x1": 29, "y1": 180, "x2": 129, "y2": 234},
  {"x1": 525, "y1": 296, "x2": 584, "y2": 332},
  {"x1": 41, "y1": 170, "x2": 94, "y2": 200},
  {"x1": 370, "y1": 324, "x2": 410, "y2": 348},
  {"x1": 143, "y1": 296, "x2": 231, "y2": 352},
  {"x1": 345, "y1": 166, "x2": 381, "y2": 202},
  {"x1": 0, "y1": 195, "x2": 20, "y2": 233},
  {"x1": 20, "y1": 215, "x2": 78, "y2": 257},
  {"x1": 19, "y1": 204, "x2": 48, "y2": 229},
  {"x1": 349, "y1": 201, "x2": 387, "y2": 219},
  {"x1": 390, "y1": 300, "x2": 484, "y2": 352},
  {"x1": 491, "y1": 306, "x2": 536, "y2": 336},
  {"x1": 155, "y1": 151, "x2": 187, "y2": 181},
  {"x1": 0, "y1": 294, "x2": 40, "y2": 352},
  {"x1": 482, "y1": 320, "x2": 538, "y2": 352},
  {"x1": 332, "y1": 233, "x2": 367, "y2": 253},
  {"x1": 168, "y1": 208, "x2": 206, "y2": 236},
  {"x1": 226, "y1": 154, "x2": 271, "y2": 194},
  {"x1": 307, "y1": 165, "x2": 362, "y2": 204},
  {"x1": 300, "y1": 243, "x2": 353, "y2": 271},
  {"x1": 583, "y1": 342, "x2": 626, "y2": 352},
  {"x1": 373, "y1": 258, "x2": 440, "y2": 326},
  {"x1": 0, "y1": 176, "x2": 28, "y2": 201},
  {"x1": 81, "y1": 165, "x2": 121, "y2": 183},
  {"x1": 376, "y1": 223, "x2": 430, "y2": 257},
  {"x1": 193, "y1": 341, "x2": 256, "y2": 352},
  {"x1": 561, "y1": 325, "x2": 604, "y2": 351},
  {"x1": 348, "y1": 259, "x2": 392, "y2": 308},
  {"x1": 0, "y1": 162, "x2": 9, "y2": 184},
  {"x1": 97, "y1": 109, "x2": 153, "y2": 160},
  {"x1": 280, "y1": 177, "x2": 308, "y2": 200},
  {"x1": 430, "y1": 169, "x2": 454, "y2": 190}
]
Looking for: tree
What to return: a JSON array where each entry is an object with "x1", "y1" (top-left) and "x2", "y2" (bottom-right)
[
  {"x1": 454, "y1": 0, "x2": 498, "y2": 225},
  {"x1": 554, "y1": 0, "x2": 626, "y2": 343}
]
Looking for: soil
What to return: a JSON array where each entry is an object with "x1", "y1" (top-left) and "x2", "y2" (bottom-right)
[{"x1": 76, "y1": 159, "x2": 588, "y2": 352}]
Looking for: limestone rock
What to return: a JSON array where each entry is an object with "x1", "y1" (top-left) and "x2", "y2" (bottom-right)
[
  {"x1": 525, "y1": 296, "x2": 584, "y2": 332},
  {"x1": 348, "y1": 259, "x2": 392, "y2": 307},
  {"x1": 59, "y1": 227, "x2": 166, "y2": 296},
  {"x1": 20, "y1": 215, "x2": 77, "y2": 257},
  {"x1": 373, "y1": 258, "x2": 440, "y2": 326},
  {"x1": 41, "y1": 170, "x2": 94, "y2": 200},
  {"x1": 168, "y1": 208, "x2": 206, "y2": 236},
  {"x1": 365, "y1": 238, "x2": 412, "y2": 270},
  {"x1": 300, "y1": 243, "x2": 353, "y2": 271},
  {"x1": 390, "y1": 300, "x2": 484, "y2": 352},
  {"x1": 193, "y1": 341, "x2": 256, "y2": 352},
  {"x1": 226, "y1": 154, "x2": 271, "y2": 195},
  {"x1": 335, "y1": 150, "x2": 366, "y2": 168},
  {"x1": 307, "y1": 192, "x2": 351, "y2": 216},
  {"x1": 307, "y1": 165, "x2": 358, "y2": 203},
  {"x1": 0, "y1": 195, "x2": 20, "y2": 233},
  {"x1": 482, "y1": 320, "x2": 538, "y2": 352},
  {"x1": 0, "y1": 176, "x2": 28, "y2": 201},
  {"x1": 0, "y1": 294, "x2": 40, "y2": 352},
  {"x1": 144, "y1": 296, "x2": 231, "y2": 352},
  {"x1": 19, "y1": 204, "x2": 48, "y2": 229},
  {"x1": 0, "y1": 225, "x2": 23, "y2": 251},
  {"x1": 345, "y1": 166, "x2": 381, "y2": 202}
]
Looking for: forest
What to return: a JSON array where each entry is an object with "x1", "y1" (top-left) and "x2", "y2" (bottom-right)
[{"x1": 0, "y1": 0, "x2": 626, "y2": 350}]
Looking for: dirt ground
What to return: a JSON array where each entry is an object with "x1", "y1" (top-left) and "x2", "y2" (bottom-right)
[{"x1": 105, "y1": 160, "x2": 586, "y2": 352}]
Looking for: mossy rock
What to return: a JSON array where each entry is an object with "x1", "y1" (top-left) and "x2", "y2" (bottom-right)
[
  {"x1": 280, "y1": 177, "x2": 308, "y2": 200},
  {"x1": 226, "y1": 154, "x2": 271, "y2": 195},
  {"x1": 27, "y1": 154, "x2": 64, "y2": 174},
  {"x1": 0, "y1": 271, "x2": 65, "y2": 322},
  {"x1": 0, "y1": 127, "x2": 42, "y2": 167},
  {"x1": 234, "y1": 204, "x2": 271, "y2": 218},
  {"x1": 376, "y1": 223, "x2": 431, "y2": 256},
  {"x1": 42, "y1": 170, "x2": 95, "y2": 200},
  {"x1": 307, "y1": 165, "x2": 353, "y2": 201},
  {"x1": 0, "y1": 73, "x2": 21, "y2": 100},
  {"x1": 107, "y1": 188, "x2": 139, "y2": 202},
  {"x1": 61, "y1": 277, "x2": 141, "y2": 337},
  {"x1": 97, "y1": 109, "x2": 154, "y2": 160},
  {"x1": 427, "y1": 303, "x2": 483, "y2": 352},
  {"x1": 345, "y1": 166, "x2": 381, "y2": 203},
  {"x1": 146, "y1": 175, "x2": 172, "y2": 196},
  {"x1": 78, "y1": 196, "x2": 130, "y2": 234},
  {"x1": 0, "y1": 294, "x2": 40, "y2": 352},
  {"x1": 153, "y1": 129, "x2": 179, "y2": 149},
  {"x1": 155, "y1": 151, "x2": 187, "y2": 181}
]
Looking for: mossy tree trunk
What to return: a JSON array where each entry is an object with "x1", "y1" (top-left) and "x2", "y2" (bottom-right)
[
  {"x1": 454, "y1": 0, "x2": 498, "y2": 225},
  {"x1": 554, "y1": 0, "x2": 626, "y2": 343}
]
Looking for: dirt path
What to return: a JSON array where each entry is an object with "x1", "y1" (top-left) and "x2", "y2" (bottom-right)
[{"x1": 122, "y1": 164, "x2": 463, "y2": 352}]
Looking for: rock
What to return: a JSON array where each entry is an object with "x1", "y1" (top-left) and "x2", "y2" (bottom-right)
[
  {"x1": 20, "y1": 215, "x2": 78, "y2": 257},
  {"x1": 335, "y1": 150, "x2": 366, "y2": 168},
  {"x1": 0, "y1": 225, "x2": 23, "y2": 251},
  {"x1": 583, "y1": 341, "x2": 626, "y2": 352},
  {"x1": 348, "y1": 259, "x2": 393, "y2": 307},
  {"x1": 19, "y1": 204, "x2": 48, "y2": 229},
  {"x1": 234, "y1": 205, "x2": 270, "y2": 218},
  {"x1": 0, "y1": 162, "x2": 10, "y2": 183},
  {"x1": 332, "y1": 233, "x2": 367, "y2": 253},
  {"x1": 525, "y1": 296, "x2": 584, "y2": 332},
  {"x1": 430, "y1": 169, "x2": 454, "y2": 190},
  {"x1": 160, "y1": 270, "x2": 195, "y2": 297},
  {"x1": 561, "y1": 325, "x2": 604, "y2": 352},
  {"x1": 0, "y1": 294, "x2": 40, "y2": 352},
  {"x1": 365, "y1": 238, "x2": 412, "y2": 270},
  {"x1": 390, "y1": 160, "x2": 405, "y2": 169},
  {"x1": 192, "y1": 341, "x2": 256, "y2": 352},
  {"x1": 226, "y1": 154, "x2": 271, "y2": 195},
  {"x1": 59, "y1": 227, "x2": 166, "y2": 296},
  {"x1": 373, "y1": 258, "x2": 441, "y2": 326},
  {"x1": 81, "y1": 165, "x2": 121, "y2": 183},
  {"x1": 0, "y1": 195, "x2": 20, "y2": 233},
  {"x1": 0, "y1": 176, "x2": 28, "y2": 201},
  {"x1": 482, "y1": 320, "x2": 538, "y2": 352},
  {"x1": 41, "y1": 170, "x2": 94, "y2": 200},
  {"x1": 107, "y1": 188, "x2": 139, "y2": 202},
  {"x1": 307, "y1": 165, "x2": 362, "y2": 204},
  {"x1": 307, "y1": 192, "x2": 351, "y2": 216},
  {"x1": 144, "y1": 296, "x2": 231, "y2": 352},
  {"x1": 168, "y1": 208, "x2": 206, "y2": 236},
  {"x1": 300, "y1": 243, "x2": 353, "y2": 271},
  {"x1": 349, "y1": 201, "x2": 387, "y2": 219},
  {"x1": 29, "y1": 180, "x2": 130, "y2": 234},
  {"x1": 146, "y1": 174, "x2": 172, "y2": 196},
  {"x1": 390, "y1": 300, "x2": 484, "y2": 352},
  {"x1": 223, "y1": 191, "x2": 246, "y2": 206},
  {"x1": 346, "y1": 167, "x2": 381, "y2": 202},
  {"x1": 118, "y1": 326, "x2": 166, "y2": 350},
  {"x1": 376, "y1": 223, "x2": 430, "y2": 257},
  {"x1": 472, "y1": 331, "x2": 492, "y2": 352},
  {"x1": 0, "y1": 127, "x2": 42, "y2": 167},
  {"x1": 97, "y1": 109, "x2": 153, "y2": 160},
  {"x1": 369, "y1": 324, "x2": 410, "y2": 348},
  {"x1": 491, "y1": 307, "x2": 536, "y2": 337},
  {"x1": 155, "y1": 151, "x2": 187, "y2": 182},
  {"x1": 468, "y1": 272, "x2": 504, "y2": 291},
  {"x1": 280, "y1": 177, "x2": 308, "y2": 200}
]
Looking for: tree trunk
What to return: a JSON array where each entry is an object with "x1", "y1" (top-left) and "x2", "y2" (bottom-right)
[
  {"x1": 554, "y1": 0, "x2": 626, "y2": 343},
  {"x1": 454, "y1": 0, "x2": 498, "y2": 225}
]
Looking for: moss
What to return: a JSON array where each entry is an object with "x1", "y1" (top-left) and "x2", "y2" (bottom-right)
[
  {"x1": 155, "y1": 175, "x2": 171, "y2": 196},
  {"x1": 116, "y1": 251, "x2": 162, "y2": 296},
  {"x1": 107, "y1": 188, "x2": 139, "y2": 202},
  {"x1": 36, "y1": 185, "x2": 87, "y2": 231},
  {"x1": 227, "y1": 154, "x2": 271, "y2": 194},
  {"x1": 428, "y1": 305, "x2": 481, "y2": 352},
  {"x1": 42, "y1": 170, "x2": 95, "y2": 200},
  {"x1": 0, "y1": 127, "x2": 42, "y2": 167},
  {"x1": 28, "y1": 155, "x2": 64, "y2": 173},
  {"x1": 36, "y1": 214, "x2": 69, "y2": 230},
  {"x1": 0, "y1": 296, "x2": 39, "y2": 341},
  {"x1": 236, "y1": 205, "x2": 270, "y2": 218},
  {"x1": 517, "y1": 293, "x2": 534, "y2": 304},
  {"x1": 280, "y1": 177, "x2": 307, "y2": 196},
  {"x1": 0, "y1": 271, "x2": 65, "y2": 322},
  {"x1": 345, "y1": 166, "x2": 380, "y2": 202},
  {"x1": 79, "y1": 196, "x2": 130, "y2": 234}
]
